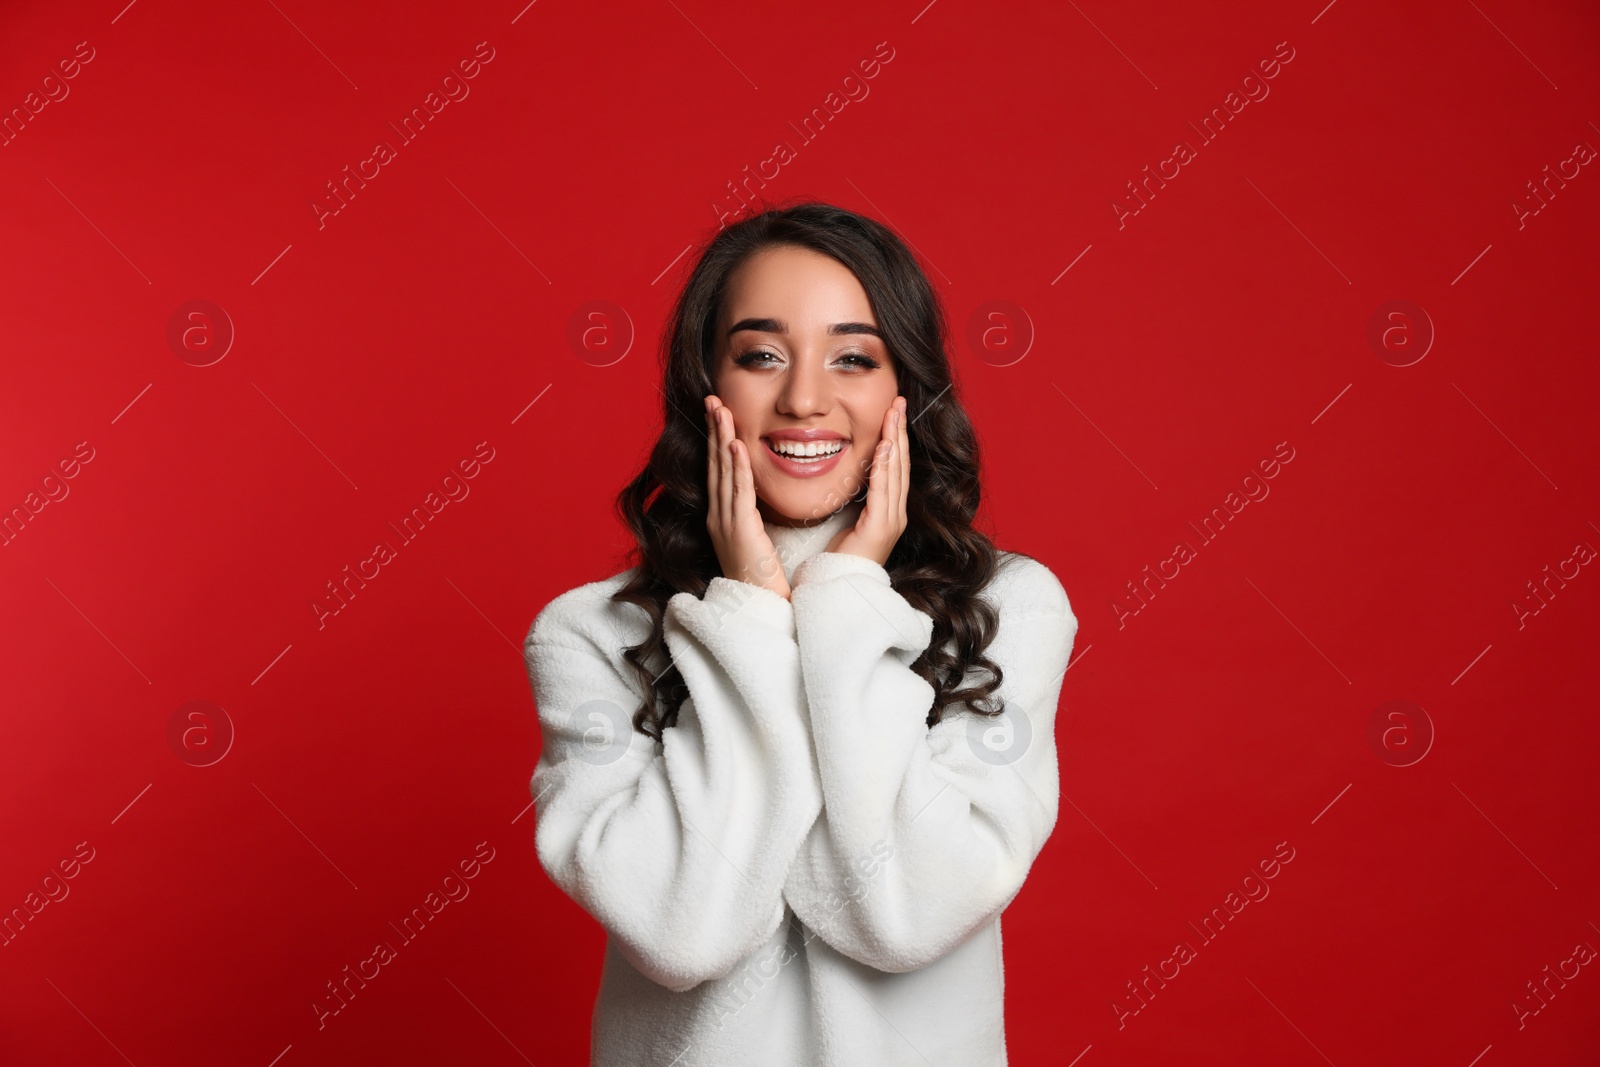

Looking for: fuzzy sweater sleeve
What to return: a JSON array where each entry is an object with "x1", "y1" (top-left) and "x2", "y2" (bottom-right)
[
  {"x1": 781, "y1": 551, "x2": 1078, "y2": 973},
  {"x1": 524, "y1": 576, "x2": 823, "y2": 993}
]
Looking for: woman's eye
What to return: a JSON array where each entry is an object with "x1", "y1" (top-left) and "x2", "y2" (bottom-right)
[{"x1": 734, "y1": 349, "x2": 881, "y2": 369}]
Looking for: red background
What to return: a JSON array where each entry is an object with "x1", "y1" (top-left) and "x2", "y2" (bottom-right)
[{"x1": 3, "y1": 0, "x2": 1598, "y2": 1063}]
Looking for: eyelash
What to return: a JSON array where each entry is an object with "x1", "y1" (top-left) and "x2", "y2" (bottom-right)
[{"x1": 734, "y1": 349, "x2": 882, "y2": 370}]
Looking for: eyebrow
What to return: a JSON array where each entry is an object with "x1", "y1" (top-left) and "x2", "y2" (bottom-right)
[{"x1": 727, "y1": 317, "x2": 882, "y2": 339}]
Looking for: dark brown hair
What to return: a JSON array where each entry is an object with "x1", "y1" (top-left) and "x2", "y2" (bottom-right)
[{"x1": 612, "y1": 198, "x2": 1015, "y2": 743}]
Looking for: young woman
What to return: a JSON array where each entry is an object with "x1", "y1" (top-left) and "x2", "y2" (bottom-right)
[{"x1": 523, "y1": 201, "x2": 1078, "y2": 1065}]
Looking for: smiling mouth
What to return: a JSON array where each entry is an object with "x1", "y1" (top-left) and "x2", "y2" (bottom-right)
[{"x1": 762, "y1": 438, "x2": 849, "y2": 462}]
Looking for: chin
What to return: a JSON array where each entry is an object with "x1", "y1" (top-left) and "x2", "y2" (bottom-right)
[{"x1": 759, "y1": 484, "x2": 847, "y2": 526}]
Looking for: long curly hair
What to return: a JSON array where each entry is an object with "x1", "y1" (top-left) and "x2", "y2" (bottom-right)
[{"x1": 612, "y1": 198, "x2": 1016, "y2": 743}]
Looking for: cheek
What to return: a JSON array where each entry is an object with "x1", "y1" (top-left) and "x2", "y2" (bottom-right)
[
  {"x1": 851, "y1": 400, "x2": 895, "y2": 439},
  {"x1": 711, "y1": 380, "x2": 758, "y2": 432}
]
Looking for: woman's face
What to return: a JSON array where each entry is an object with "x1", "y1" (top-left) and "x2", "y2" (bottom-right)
[{"x1": 711, "y1": 243, "x2": 900, "y2": 527}]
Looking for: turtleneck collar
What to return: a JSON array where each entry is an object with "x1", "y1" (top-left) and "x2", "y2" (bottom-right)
[{"x1": 762, "y1": 497, "x2": 865, "y2": 586}]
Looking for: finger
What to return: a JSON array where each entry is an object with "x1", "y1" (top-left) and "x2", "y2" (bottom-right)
[
  {"x1": 869, "y1": 418, "x2": 892, "y2": 525},
  {"x1": 897, "y1": 397, "x2": 909, "y2": 524},
  {"x1": 886, "y1": 407, "x2": 900, "y2": 531},
  {"x1": 705, "y1": 397, "x2": 721, "y2": 530},
  {"x1": 887, "y1": 404, "x2": 902, "y2": 530},
  {"x1": 734, "y1": 431, "x2": 756, "y2": 516},
  {"x1": 718, "y1": 407, "x2": 733, "y2": 537},
  {"x1": 730, "y1": 432, "x2": 747, "y2": 517},
  {"x1": 732, "y1": 437, "x2": 764, "y2": 582},
  {"x1": 707, "y1": 396, "x2": 726, "y2": 524}
]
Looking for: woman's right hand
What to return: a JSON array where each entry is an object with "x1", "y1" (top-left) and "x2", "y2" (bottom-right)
[{"x1": 704, "y1": 394, "x2": 792, "y2": 601}]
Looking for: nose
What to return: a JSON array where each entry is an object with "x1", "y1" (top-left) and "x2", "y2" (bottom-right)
[{"x1": 776, "y1": 347, "x2": 830, "y2": 418}]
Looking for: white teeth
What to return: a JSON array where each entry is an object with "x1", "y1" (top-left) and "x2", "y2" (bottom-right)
[{"x1": 770, "y1": 439, "x2": 844, "y2": 458}]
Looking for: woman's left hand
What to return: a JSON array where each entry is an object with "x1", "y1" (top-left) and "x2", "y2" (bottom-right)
[{"x1": 828, "y1": 395, "x2": 908, "y2": 567}]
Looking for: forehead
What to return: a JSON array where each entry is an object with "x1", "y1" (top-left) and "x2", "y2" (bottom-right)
[{"x1": 719, "y1": 245, "x2": 875, "y2": 325}]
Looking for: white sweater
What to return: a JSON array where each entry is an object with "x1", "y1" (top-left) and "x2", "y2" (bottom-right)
[{"x1": 523, "y1": 498, "x2": 1078, "y2": 1066}]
